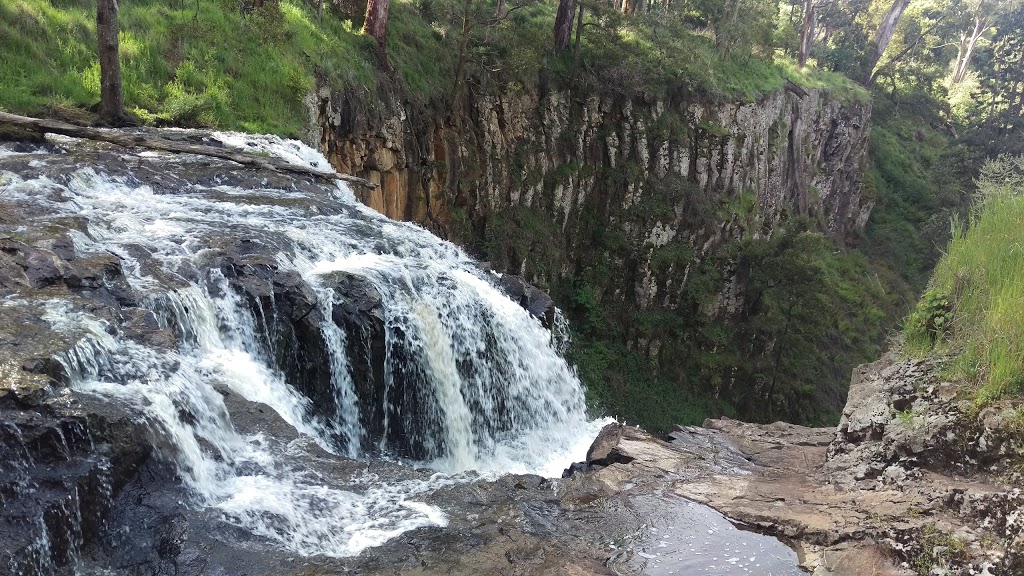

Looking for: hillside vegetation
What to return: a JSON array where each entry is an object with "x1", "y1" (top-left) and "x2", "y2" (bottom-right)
[
  {"x1": 1, "y1": 0, "x2": 376, "y2": 134},
  {"x1": 0, "y1": 0, "x2": 865, "y2": 135},
  {"x1": 904, "y1": 156, "x2": 1024, "y2": 406}
]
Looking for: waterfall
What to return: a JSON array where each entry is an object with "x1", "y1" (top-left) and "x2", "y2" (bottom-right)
[{"x1": 0, "y1": 133, "x2": 604, "y2": 559}]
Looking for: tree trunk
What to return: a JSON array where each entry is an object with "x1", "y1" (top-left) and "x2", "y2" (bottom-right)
[
  {"x1": 622, "y1": 0, "x2": 638, "y2": 15},
  {"x1": 952, "y1": 15, "x2": 987, "y2": 84},
  {"x1": 864, "y1": 0, "x2": 911, "y2": 83},
  {"x1": 451, "y1": 0, "x2": 473, "y2": 121},
  {"x1": 96, "y1": 0, "x2": 125, "y2": 123},
  {"x1": 362, "y1": 0, "x2": 391, "y2": 48},
  {"x1": 867, "y1": 15, "x2": 943, "y2": 86},
  {"x1": 798, "y1": 0, "x2": 816, "y2": 66},
  {"x1": 554, "y1": 0, "x2": 575, "y2": 50},
  {"x1": 496, "y1": 0, "x2": 507, "y2": 19},
  {"x1": 570, "y1": 2, "x2": 585, "y2": 87}
]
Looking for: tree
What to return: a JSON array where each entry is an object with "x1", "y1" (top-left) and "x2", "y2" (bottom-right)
[
  {"x1": 96, "y1": 0, "x2": 125, "y2": 123},
  {"x1": 362, "y1": 0, "x2": 391, "y2": 48},
  {"x1": 554, "y1": 0, "x2": 575, "y2": 50},
  {"x1": 697, "y1": 0, "x2": 780, "y2": 57},
  {"x1": 812, "y1": 0, "x2": 873, "y2": 76},
  {"x1": 866, "y1": 2, "x2": 946, "y2": 86},
  {"x1": 798, "y1": 0, "x2": 819, "y2": 65},
  {"x1": 980, "y1": 2, "x2": 1024, "y2": 135},
  {"x1": 949, "y1": 0, "x2": 1000, "y2": 83},
  {"x1": 864, "y1": 0, "x2": 912, "y2": 83}
]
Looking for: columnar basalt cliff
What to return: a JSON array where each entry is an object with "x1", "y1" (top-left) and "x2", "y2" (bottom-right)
[
  {"x1": 309, "y1": 84, "x2": 871, "y2": 260},
  {"x1": 309, "y1": 84, "x2": 871, "y2": 312}
]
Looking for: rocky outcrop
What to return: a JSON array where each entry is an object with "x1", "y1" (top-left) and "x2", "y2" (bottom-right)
[
  {"x1": 568, "y1": 352, "x2": 1024, "y2": 575},
  {"x1": 828, "y1": 353, "x2": 1024, "y2": 484}
]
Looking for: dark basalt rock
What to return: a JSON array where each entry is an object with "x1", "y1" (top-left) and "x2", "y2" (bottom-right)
[
  {"x1": 562, "y1": 422, "x2": 634, "y2": 477},
  {"x1": 494, "y1": 273, "x2": 555, "y2": 328}
]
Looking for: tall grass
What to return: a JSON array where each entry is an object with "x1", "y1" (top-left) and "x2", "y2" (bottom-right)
[{"x1": 904, "y1": 156, "x2": 1024, "y2": 404}]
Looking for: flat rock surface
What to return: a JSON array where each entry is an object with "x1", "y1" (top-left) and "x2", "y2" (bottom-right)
[{"x1": 611, "y1": 354, "x2": 1024, "y2": 576}]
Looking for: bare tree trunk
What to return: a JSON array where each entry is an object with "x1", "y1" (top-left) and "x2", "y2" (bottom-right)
[
  {"x1": 952, "y1": 15, "x2": 987, "y2": 83},
  {"x1": 496, "y1": 0, "x2": 507, "y2": 19},
  {"x1": 798, "y1": 0, "x2": 816, "y2": 66},
  {"x1": 452, "y1": 0, "x2": 473, "y2": 121},
  {"x1": 317, "y1": 0, "x2": 323, "y2": 20},
  {"x1": 622, "y1": 0, "x2": 638, "y2": 15},
  {"x1": 570, "y1": 2, "x2": 585, "y2": 87},
  {"x1": 867, "y1": 15, "x2": 942, "y2": 86},
  {"x1": 864, "y1": 0, "x2": 911, "y2": 83},
  {"x1": 362, "y1": 0, "x2": 391, "y2": 48},
  {"x1": 97, "y1": 0, "x2": 125, "y2": 123},
  {"x1": 554, "y1": 0, "x2": 575, "y2": 50}
]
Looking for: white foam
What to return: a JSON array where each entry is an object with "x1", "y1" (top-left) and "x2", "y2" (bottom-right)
[{"x1": 11, "y1": 133, "x2": 600, "y2": 558}]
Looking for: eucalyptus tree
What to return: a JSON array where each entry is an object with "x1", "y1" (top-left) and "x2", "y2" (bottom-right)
[
  {"x1": 362, "y1": 0, "x2": 391, "y2": 48},
  {"x1": 97, "y1": 0, "x2": 125, "y2": 123}
]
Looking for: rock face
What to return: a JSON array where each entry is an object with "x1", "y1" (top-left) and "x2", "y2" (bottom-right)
[
  {"x1": 312, "y1": 87, "x2": 872, "y2": 247},
  {"x1": 576, "y1": 352, "x2": 1024, "y2": 576},
  {"x1": 309, "y1": 82, "x2": 873, "y2": 418},
  {"x1": 310, "y1": 84, "x2": 870, "y2": 300}
]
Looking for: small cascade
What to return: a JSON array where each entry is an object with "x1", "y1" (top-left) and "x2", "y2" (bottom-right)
[
  {"x1": 316, "y1": 289, "x2": 366, "y2": 458},
  {"x1": 411, "y1": 300, "x2": 477, "y2": 470},
  {"x1": 0, "y1": 133, "x2": 604, "y2": 560},
  {"x1": 0, "y1": 410, "x2": 114, "y2": 575}
]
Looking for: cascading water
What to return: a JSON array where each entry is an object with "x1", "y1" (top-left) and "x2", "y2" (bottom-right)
[{"x1": 0, "y1": 133, "x2": 604, "y2": 560}]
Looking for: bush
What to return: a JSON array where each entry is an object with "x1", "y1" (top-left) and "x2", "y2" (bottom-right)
[{"x1": 904, "y1": 289, "x2": 952, "y2": 350}]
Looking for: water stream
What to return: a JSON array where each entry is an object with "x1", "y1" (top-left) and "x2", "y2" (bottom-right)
[{"x1": 1, "y1": 133, "x2": 602, "y2": 558}]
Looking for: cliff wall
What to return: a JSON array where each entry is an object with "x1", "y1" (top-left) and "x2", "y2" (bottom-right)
[
  {"x1": 305, "y1": 81, "x2": 875, "y2": 423},
  {"x1": 311, "y1": 82, "x2": 870, "y2": 296}
]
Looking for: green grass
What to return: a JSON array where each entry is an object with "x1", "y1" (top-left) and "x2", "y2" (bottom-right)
[
  {"x1": 0, "y1": 0, "x2": 376, "y2": 135},
  {"x1": 904, "y1": 158, "x2": 1024, "y2": 405}
]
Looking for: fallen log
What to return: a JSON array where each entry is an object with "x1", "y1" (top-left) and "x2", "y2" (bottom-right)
[
  {"x1": 0, "y1": 111, "x2": 378, "y2": 189},
  {"x1": 784, "y1": 78, "x2": 810, "y2": 99}
]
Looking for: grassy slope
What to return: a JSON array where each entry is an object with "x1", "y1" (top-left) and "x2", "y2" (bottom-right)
[
  {"x1": 904, "y1": 163, "x2": 1024, "y2": 405},
  {"x1": 0, "y1": 0, "x2": 865, "y2": 135},
  {"x1": 2, "y1": 0, "x2": 377, "y2": 135}
]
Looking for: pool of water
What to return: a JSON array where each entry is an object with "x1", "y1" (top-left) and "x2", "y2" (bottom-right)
[{"x1": 608, "y1": 492, "x2": 805, "y2": 575}]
